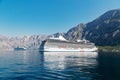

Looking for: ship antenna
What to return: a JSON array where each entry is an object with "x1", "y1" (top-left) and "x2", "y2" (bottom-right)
[{"x1": 78, "y1": 24, "x2": 80, "y2": 40}]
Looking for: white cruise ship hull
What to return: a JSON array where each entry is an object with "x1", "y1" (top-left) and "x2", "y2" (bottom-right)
[
  {"x1": 40, "y1": 47, "x2": 98, "y2": 52},
  {"x1": 39, "y1": 36, "x2": 98, "y2": 52}
]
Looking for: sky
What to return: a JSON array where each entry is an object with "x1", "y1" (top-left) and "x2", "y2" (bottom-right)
[{"x1": 0, "y1": 0, "x2": 120, "y2": 37}]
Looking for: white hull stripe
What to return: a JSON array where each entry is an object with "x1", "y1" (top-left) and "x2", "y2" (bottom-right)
[{"x1": 40, "y1": 47, "x2": 98, "y2": 52}]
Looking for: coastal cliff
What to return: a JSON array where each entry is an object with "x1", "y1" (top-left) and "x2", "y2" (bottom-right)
[{"x1": 65, "y1": 9, "x2": 120, "y2": 46}]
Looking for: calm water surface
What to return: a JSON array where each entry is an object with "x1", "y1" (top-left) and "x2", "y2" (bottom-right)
[{"x1": 0, "y1": 51, "x2": 120, "y2": 80}]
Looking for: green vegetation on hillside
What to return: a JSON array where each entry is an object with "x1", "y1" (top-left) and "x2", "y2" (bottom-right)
[{"x1": 98, "y1": 45, "x2": 120, "y2": 52}]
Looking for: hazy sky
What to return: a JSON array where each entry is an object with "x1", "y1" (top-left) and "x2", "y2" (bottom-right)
[{"x1": 0, "y1": 0, "x2": 120, "y2": 37}]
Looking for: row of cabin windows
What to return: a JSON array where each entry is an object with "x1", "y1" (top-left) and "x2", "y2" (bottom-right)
[{"x1": 45, "y1": 41, "x2": 94, "y2": 48}]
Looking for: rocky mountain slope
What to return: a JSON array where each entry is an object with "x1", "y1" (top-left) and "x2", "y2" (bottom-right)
[
  {"x1": 0, "y1": 35, "x2": 11, "y2": 50},
  {"x1": 1, "y1": 9, "x2": 120, "y2": 50},
  {"x1": 49, "y1": 32, "x2": 65, "y2": 38},
  {"x1": 84, "y1": 9, "x2": 120, "y2": 46},
  {"x1": 0, "y1": 33, "x2": 65, "y2": 50},
  {"x1": 0, "y1": 34, "x2": 47, "y2": 50},
  {"x1": 65, "y1": 9, "x2": 120, "y2": 46},
  {"x1": 64, "y1": 23, "x2": 86, "y2": 41}
]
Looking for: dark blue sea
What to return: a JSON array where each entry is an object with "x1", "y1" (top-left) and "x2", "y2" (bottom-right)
[{"x1": 0, "y1": 51, "x2": 120, "y2": 80}]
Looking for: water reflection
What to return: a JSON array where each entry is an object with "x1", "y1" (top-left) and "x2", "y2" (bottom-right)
[
  {"x1": 0, "y1": 51, "x2": 99, "y2": 80},
  {"x1": 43, "y1": 52, "x2": 98, "y2": 70},
  {"x1": 23, "y1": 50, "x2": 44, "y2": 65},
  {"x1": 1, "y1": 50, "x2": 120, "y2": 80},
  {"x1": 43, "y1": 52, "x2": 98, "y2": 80},
  {"x1": 96, "y1": 52, "x2": 120, "y2": 80}
]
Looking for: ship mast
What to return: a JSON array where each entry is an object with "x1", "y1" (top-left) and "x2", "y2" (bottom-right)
[
  {"x1": 78, "y1": 24, "x2": 80, "y2": 40},
  {"x1": 76, "y1": 24, "x2": 81, "y2": 42}
]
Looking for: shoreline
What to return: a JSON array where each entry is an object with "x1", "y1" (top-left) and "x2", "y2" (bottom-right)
[{"x1": 98, "y1": 45, "x2": 120, "y2": 53}]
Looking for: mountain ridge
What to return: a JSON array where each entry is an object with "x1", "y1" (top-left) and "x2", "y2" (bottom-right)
[
  {"x1": 0, "y1": 8, "x2": 120, "y2": 50},
  {"x1": 65, "y1": 8, "x2": 120, "y2": 46},
  {"x1": 0, "y1": 34, "x2": 47, "y2": 50}
]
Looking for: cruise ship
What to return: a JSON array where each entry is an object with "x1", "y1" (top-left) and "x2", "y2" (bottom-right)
[{"x1": 39, "y1": 35, "x2": 98, "y2": 52}]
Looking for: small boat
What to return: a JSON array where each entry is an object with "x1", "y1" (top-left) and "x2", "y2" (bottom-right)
[{"x1": 14, "y1": 47, "x2": 26, "y2": 51}]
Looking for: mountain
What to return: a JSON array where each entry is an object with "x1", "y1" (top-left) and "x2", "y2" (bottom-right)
[
  {"x1": 65, "y1": 9, "x2": 120, "y2": 46},
  {"x1": 0, "y1": 34, "x2": 8, "y2": 41},
  {"x1": 84, "y1": 9, "x2": 120, "y2": 46},
  {"x1": 64, "y1": 23, "x2": 86, "y2": 41},
  {"x1": 0, "y1": 8, "x2": 120, "y2": 50},
  {"x1": 0, "y1": 34, "x2": 47, "y2": 50},
  {"x1": 0, "y1": 35, "x2": 11, "y2": 50},
  {"x1": 9, "y1": 35, "x2": 47, "y2": 49},
  {"x1": 49, "y1": 32, "x2": 65, "y2": 38}
]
